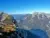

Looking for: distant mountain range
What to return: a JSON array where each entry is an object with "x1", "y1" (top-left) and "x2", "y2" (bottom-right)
[
  {"x1": 12, "y1": 14, "x2": 32, "y2": 20},
  {"x1": 11, "y1": 14, "x2": 25, "y2": 20}
]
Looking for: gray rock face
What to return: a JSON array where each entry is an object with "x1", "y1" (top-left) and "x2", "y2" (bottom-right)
[{"x1": 17, "y1": 12, "x2": 50, "y2": 38}]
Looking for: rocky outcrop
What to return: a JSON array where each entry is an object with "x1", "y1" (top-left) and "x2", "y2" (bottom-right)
[{"x1": 0, "y1": 12, "x2": 17, "y2": 32}]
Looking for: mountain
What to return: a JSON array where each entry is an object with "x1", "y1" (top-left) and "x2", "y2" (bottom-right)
[
  {"x1": 11, "y1": 12, "x2": 50, "y2": 38},
  {"x1": 22, "y1": 12, "x2": 50, "y2": 38},
  {"x1": 11, "y1": 13, "x2": 50, "y2": 30}
]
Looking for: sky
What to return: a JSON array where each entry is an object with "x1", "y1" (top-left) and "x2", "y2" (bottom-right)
[{"x1": 0, "y1": 0, "x2": 50, "y2": 14}]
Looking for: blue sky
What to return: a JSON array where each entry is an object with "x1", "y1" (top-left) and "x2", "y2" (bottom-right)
[{"x1": 0, "y1": 0, "x2": 50, "y2": 14}]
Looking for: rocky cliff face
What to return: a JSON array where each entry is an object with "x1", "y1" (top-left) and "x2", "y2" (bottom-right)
[{"x1": 19, "y1": 13, "x2": 49, "y2": 30}]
